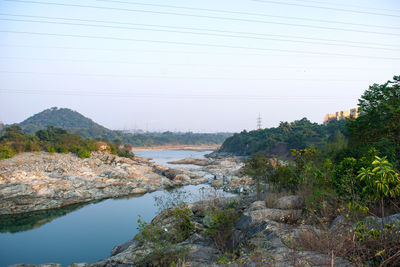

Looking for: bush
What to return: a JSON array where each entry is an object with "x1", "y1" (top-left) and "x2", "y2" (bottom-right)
[
  {"x1": 135, "y1": 208, "x2": 192, "y2": 266},
  {"x1": 71, "y1": 145, "x2": 91, "y2": 159},
  {"x1": 270, "y1": 165, "x2": 296, "y2": 192},
  {"x1": 204, "y1": 201, "x2": 242, "y2": 253},
  {"x1": 46, "y1": 146, "x2": 56, "y2": 153},
  {"x1": 0, "y1": 145, "x2": 16, "y2": 160},
  {"x1": 56, "y1": 146, "x2": 68, "y2": 154}
]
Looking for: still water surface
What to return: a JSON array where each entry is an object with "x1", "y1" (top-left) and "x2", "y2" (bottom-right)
[{"x1": 0, "y1": 150, "x2": 223, "y2": 267}]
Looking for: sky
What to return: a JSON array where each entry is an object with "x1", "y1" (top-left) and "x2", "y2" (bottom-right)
[{"x1": 0, "y1": 0, "x2": 399, "y2": 132}]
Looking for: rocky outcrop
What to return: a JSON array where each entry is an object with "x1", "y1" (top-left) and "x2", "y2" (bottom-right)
[
  {"x1": 201, "y1": 157, "x2": 254, "y2": 194},
  {"x1": 0, "y1": 152, "x2": 207, "y2": 215}
]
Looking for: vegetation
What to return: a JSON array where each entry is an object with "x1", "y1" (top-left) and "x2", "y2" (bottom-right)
[
  {"x1": 239, "y1": 75, "x2": 400, "y2": 266},
  {"x1": 0, "y1": 125, "x2": 133, "y2": 160},
  {"x1": 219, "y1": 117, "x2": 346, "y2": 158},
  {"x1": 12, "y1": 106, "x2": 230, "y2": 147}
]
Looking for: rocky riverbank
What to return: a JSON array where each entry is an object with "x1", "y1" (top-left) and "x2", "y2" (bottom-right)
[
  {"x1": 7, "y1": 191, "x2": 400, "y2": 266},
  {"x1": 69, "y1": 194, "x2": 361, "y2": 267},
  {"x1": 0, "y1": 151, "x2": 208, "y2": 215}
]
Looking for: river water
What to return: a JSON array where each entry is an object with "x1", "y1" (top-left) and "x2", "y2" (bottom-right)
[{"x1": 0, "y1": 150, "x2": 228, "y2": 267}]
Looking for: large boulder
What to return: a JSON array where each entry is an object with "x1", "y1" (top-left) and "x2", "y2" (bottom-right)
[
  {"x1": 273, "y1": 195, "x2": 304, "y2": 210},
  {"x1": 235, "y1": 208, "x2": 302, "y2": 231},
  {"x1": 245, "y1": 208, "x2": 302, "y2": 224},
  {"x1": 248, "y1": 200, "x2": 266, "y2": 211}
]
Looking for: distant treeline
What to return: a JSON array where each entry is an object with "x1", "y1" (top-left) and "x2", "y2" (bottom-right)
[
  {"x1": 0, "y1": 126, "x2": 132, "y2": 160},
  {"x1": 114, "y1": 131, "x2": 230, "y2": 147},
  {"x1": 219, "y1": 118, "x2": 347, "y2": 158},
  {"x1": 14, "y1": 107, "x2": 230, "y2": 147}
]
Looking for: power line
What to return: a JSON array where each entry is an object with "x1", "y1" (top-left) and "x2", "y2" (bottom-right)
[
  {"x1": 290, "y1": 0, "x2": 400, "y2": 13},
  {"x1": 1, "y1": 56, "x2": 394, "y2": 71},
  {"x1": 2, "y1": 17, "x2": 398, "y2": 52},
  {"x1": 90, "y1": 0, "x2": 400, "y2": 30},
  {"x1": 0, "y1": 70, "x2": 368, "y2": 82},
  {"x1": 1, "y1": 30, "x2": 399, "y2": 61},
  {"x1": 1, "y1": 13, "x2": 398, "y2": 49},
  {"x1": 251, "y1": 0, "x2": 400, "y2": 18},
  {"x1": 0, "y1": 89, "x2": 360, "y2": 101},
  {"x1": 3, "y1": 0, "x2": 400, "y2": 37},
  {"x1": 0, "y1": 44, "x2": 337, "y2": 58}
]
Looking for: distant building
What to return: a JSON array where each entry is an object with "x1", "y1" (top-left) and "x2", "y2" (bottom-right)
[{"x1": 323, "y1": 108, "x2": 359, "y2": 124}]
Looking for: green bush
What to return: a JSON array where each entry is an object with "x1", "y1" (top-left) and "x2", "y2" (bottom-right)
[
  {"x1": 46, "y1": 146, "x2": 56, "y2": 153},
  {"x1": 0, "y1": 145, "x2": 16, "y2": 160},
  {"x1": 204, "y1": 204, "x2": 242, "y2": 253},
  {"x1": 55, "y1": 146, "x2": 68, "y2": 154},
  {"x1": 71, "y1": 145, "x2": 91, "y2": 159},
  {"x1": 134, "y1": 211, "x2": 191, "y2": 266},
  {"x1": 270, "y1": 165, "x2": 296, "y2": 192}
]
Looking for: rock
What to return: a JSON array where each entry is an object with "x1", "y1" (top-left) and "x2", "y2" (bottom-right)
[
  {"x1": 273, "y1": 195, "x2": 304, "y2": 210},
  {"x1": 69, "y1": 264, "x2": 89, "y2": 267},
  {"x1": 363, "y1": 213, "x2": 400, "y2": 230},
  {"x1": 329, "y1": 215, "x2": 351, "y2": 231},
  {"x1": 248, "y1": 200, "x2": 266, "y2": 211},
  {"x1": 0, "y1": 152, "x2": 211, "y2": 215},
  {"x1": 110, "y1": 239, "x2": 140, "y2": 256},
  {"x1": 185, "y1": 244, "x2": 219, "y2": 263},
  {"x1": 244, "y1": 208, "x2": 302, "y2": 224},
  {"x1": 211, "y1": 180, "x2": 223, "y2": 187},
  {"x1": 37, "y1": 264, "x2": 61, "y2": 267},
  {"x1": 173, "y1": 174, "x2": 191, "y2": 184}
]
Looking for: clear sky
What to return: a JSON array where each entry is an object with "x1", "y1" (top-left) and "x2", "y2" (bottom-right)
[{"x1": 0, "y1": 0, "x2": 399, "y2": 132}]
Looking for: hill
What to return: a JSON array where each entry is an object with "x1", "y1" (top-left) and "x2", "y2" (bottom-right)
[
  {"x1": 19, "y1": 107, "x2": 115, "y2": 140},
  {"x1": 15, "y1": 107, "x2": 229, "y2": 147}
]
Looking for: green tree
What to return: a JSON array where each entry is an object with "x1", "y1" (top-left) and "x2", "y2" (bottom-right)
[
  {"x1": 243, "y1": 154, "x2": 273, "y2": 200},
  {"x1": 348, "y1": 75, "x2": 400, "y2": 166},
  {"x1": 358, "y1": 156, "x2": 400, "y2": 227}
]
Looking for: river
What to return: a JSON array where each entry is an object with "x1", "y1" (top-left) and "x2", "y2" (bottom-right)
[{"x1": 0, "y1": 150, "x2": 229, "y2": 267}]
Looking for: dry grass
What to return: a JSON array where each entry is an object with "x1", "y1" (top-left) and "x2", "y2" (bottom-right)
[{"x1": 296, "y1": 223, "x2": 400, "y2": 267}]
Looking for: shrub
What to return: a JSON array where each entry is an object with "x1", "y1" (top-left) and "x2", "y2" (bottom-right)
[
  {"x1": 71, "y1": 145, "x2": 91, "y2": 159},
  {"x1": 46, "y1": 145, "x2": 56, "y2": 153},
  {"x1": 296, "y1": 221, "x2": 400, "y2": 267},
  {"x1": 135, "y1": 210, "x2": 191, "y2": 266},
  {"x1": 56, "y1": 146, "x2": 68, "y2": 154},
  {"x1": 204, "y1": 202, "x2": 242, "y2": 253},
  {"x1": 0, "y1": 145, "x2": 16, "y2": 160}
]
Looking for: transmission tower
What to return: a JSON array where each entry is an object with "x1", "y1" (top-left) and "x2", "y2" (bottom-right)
[{"x1": 257, "y1": 113, "x2": 262, "y2": 129}]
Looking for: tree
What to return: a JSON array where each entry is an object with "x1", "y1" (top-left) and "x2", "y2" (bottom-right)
[
  {"x1": 243, "y1": 154, "x2": 274, "y2": 200},
  {"x1": 348, "y1": 75, "x2": 400, "y2": 165},
  {"x1": 358, "y1": 156, "x2": 400, "y2": 228}
]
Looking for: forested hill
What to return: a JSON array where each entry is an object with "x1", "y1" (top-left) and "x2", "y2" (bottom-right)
[
  {"x1": 219, "y1": 118, "x2": 347, "y2": 157},
  {"x1": 15, "y1": 107, "x2": 229, "y2": 146},
  {"x1": 19, "y1": 107, "x2": 113, "y2": 139}
]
